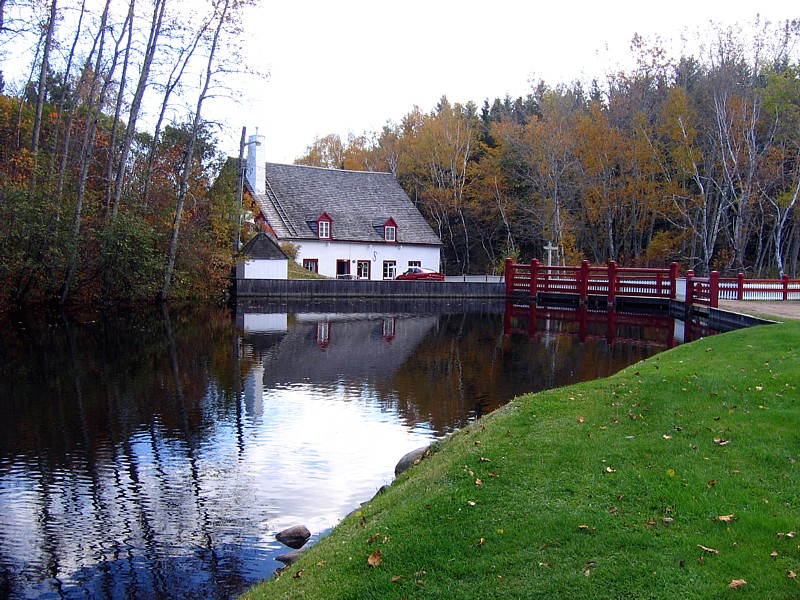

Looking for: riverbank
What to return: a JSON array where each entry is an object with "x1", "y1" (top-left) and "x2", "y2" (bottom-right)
[{"x1": 241, "y1": 315, "x2": 800, "y2": 599}]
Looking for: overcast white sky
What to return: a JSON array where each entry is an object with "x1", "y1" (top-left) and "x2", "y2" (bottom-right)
[{"x1": 203, "y1": 1, "x2": 796, "y2": 164}]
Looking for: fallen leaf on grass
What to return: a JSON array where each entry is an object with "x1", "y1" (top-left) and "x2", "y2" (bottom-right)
[
  {"x1": 714, "y1": 438, "x2": 731, "y2": 446},
  {"x1": 467, "y1": 501, "x2": 476, "y2": 507},
  {"x1": 477, "y1": 537, "x2": 485, "y2": 547},
  {"x1": 368, "y1": 550, "x2": 382, "y2": 567},
  {"x1": 716, "y1": 514, "x2": 735, "y2": 522},
  {"x1": 707, "y1": 480, "x2": 717, "y2": 488},
  {"x1": 316, "y1": 561, "x2": 327, "y2": 567},
  {"x1": 605, "y1": 466, "x2": 617, "y2": 473},
  {"x1": 391, "y1": 576, "x2": 401, "y2": 583},
  {"x1": 577, "y1": 416, "x2": 585, "y2": 423},
  {"x1": 788, "y1": 570, "x2": 797, "y2": 579},
  {"x1": 366, "y1": 533, "x2": 381, "y2": 544},
  {"x1": 293, "y1": 570, "x2": 303, "y2": 579},
  {"x1": 771, "y1": 551, "x2": 778, "y2": 557},
  {"x1": 663, "y1": 435, "x2": 672, "y2": 440},
  {"x1": 479, "y1": 457, "x2": 492, "y2": 462},
  {"x1": 697, "y1": 544, "x2": 720, "y2": 554},
  {"x1": 475, "y1": 478, "x2": 483, "y2": 486},
  {"x1": 728, "y1": 579, "x2": 747, "y2": 589}
]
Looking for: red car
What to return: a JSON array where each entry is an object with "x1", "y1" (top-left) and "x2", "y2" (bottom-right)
[{"x1": 395, "y1": 267, "x2": 445, "y2": 281}]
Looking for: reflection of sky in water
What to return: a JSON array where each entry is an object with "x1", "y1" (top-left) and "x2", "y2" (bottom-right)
[
  {"x1": 241, "y1": 380, "x2": 433, "y2": 534},
  {"x1": 0, "y1": 372, "x2": 434, "y2": 599}
]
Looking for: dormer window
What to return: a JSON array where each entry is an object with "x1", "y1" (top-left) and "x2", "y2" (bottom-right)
[
  {"x1": 383, "y1": 217, "x2": 398, "y2": 243},
  {"x1": 317, "y1": 212, "x2": 332, "y2": 239}
]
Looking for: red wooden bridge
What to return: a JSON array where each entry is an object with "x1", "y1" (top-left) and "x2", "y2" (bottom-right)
[{"x1": 503, "y1": 259, "x2": 800, "y2": 309}]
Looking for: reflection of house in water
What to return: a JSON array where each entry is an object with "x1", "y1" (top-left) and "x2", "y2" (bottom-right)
[
  {"x1": 237, "y1": 312, "x2": 438, "y2": 418},
  {"x1": 236, "y1": 313, "x2": 289, "y2": 419}
]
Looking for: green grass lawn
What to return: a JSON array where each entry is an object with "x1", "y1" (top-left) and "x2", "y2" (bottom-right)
[
  {"x1": 242, "y1": 321, "x2": 800, "y2": 599},
  {"x1": 288, "y1": 260, "x2": 328, "y2": 279}
]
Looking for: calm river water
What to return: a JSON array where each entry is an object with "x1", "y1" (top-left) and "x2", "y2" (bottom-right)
[{"x1": 0, "y1": 299, "x2": 709, "y2": 599}]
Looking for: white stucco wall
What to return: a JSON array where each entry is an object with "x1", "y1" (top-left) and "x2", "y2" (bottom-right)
[
  {"x1": 236, "y1": 259, "x2": 288, "y2": 279},
  {"x1": 293, "y1": 240, "x2": 441, "y2": 279}
]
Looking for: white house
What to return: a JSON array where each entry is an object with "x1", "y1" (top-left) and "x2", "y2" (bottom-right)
[
  {"x1": 235, "y1": 231, "x2": 288, "y2": 279},
  {"x1": 244, "y1": 133, "x2": 442, "y2": 280}
]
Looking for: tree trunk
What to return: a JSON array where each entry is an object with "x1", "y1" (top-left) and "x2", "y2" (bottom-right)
[
  {"x1": 29, "y1": 0, "x2": 57, "y2": 197},
  {"x1": 60, "y1": 0, "x2": 115, "y2": 304},
  {"x1": 109, "y1": 0, "x2": 166, "y2": 220},
  {"x1": 159, "y1": 0, "x2": 231, "y2": 301}
]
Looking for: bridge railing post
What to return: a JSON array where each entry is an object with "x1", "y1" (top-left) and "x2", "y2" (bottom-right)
[
  {"x1": 530, "y1": 259, "x2": 540, "y2": 300},
  {"x1": 686, "y1": 270, "x2": 695, "y2": 307},
  {"x1": 669, "y1": 262, "x2": 679, "y2": 299},
  {"x1": 709, "y1": 271, "x2": 719, "y2": 308},
  {"x1": 579, "y1": 260, "x2": 590, "y2": 303},
  {"x1": 783, "y1": 274, "x2": 790, "y2": 301},
  {"x1": 607, "y1": 260, "x2": 617, "y2": 305},
  {"x1": 737, "y1": 272, "x2": 745, "y2": 301},
  {"x1": 504, "y1": 258, "x2": 513, "y2": 296}
]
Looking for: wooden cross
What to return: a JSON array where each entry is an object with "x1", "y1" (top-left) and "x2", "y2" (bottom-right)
[{"x1": 544, "y1": 241, "x2": 558, "y2": 266}]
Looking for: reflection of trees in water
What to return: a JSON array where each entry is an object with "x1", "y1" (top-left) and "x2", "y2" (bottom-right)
[
  {"x1": 385, "y1": 312, "x2": 660, "y2": 435},
  {"x1": 0, "y1": 305, "x2": 251, "y2": 599}
]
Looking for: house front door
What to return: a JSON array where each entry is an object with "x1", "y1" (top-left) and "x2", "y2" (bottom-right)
[{"x1": 336, "y1": 260, "x2": 351, "y2": 278}]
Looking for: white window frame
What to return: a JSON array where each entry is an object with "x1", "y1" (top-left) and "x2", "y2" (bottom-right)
[
  {"x1": 318, "y1": 220, "x2": 330, "y2": 239},
  {"x1": 382, "y1": 260, "x2": 396, "y2": 280},
  {"x1": 408, "y1": 260, "x2": 421, "y2": 268},
  {"x1": 385, "y1": 225, "x2": 396, "y2": 242}
]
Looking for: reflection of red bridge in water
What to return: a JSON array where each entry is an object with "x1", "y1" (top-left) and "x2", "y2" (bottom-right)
[{"x1": 503, "y1": 301, "x2": 714, "y2": 347}]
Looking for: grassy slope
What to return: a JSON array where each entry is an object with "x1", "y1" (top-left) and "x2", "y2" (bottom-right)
[
  {"x1": 288, "y1": 261, "x2": 329, "y2": 279},
  {"x1": 243, "y1": 321, "x2": 800, "y2": 599}
]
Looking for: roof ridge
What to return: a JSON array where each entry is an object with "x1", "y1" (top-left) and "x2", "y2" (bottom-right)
[{"x1": 266, "y1": 162, "x2": 393, "y2": 176}]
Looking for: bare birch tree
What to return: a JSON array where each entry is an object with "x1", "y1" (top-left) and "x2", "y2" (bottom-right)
[{"x1": 159, "y1": 0, "x2": 238, "y2": 301}]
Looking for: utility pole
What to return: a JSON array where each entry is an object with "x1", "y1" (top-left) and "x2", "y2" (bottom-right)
[{"x1": 234, "y1": 126, "x2": 246, "y2": 251}]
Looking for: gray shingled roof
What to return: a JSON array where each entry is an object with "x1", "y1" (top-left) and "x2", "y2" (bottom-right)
[
  {"x1": 239, "y1": 232, "x2": 289, "y2": 259},
  {"x1": 252, "y1": 163, "x2": 442, "y2": 245}
]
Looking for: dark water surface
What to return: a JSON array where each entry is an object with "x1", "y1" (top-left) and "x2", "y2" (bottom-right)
[{"x1": 0, "y1": 300, "x2": 707, "y2": 599}]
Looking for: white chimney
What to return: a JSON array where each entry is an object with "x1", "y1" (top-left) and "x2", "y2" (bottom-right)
[{"x1": 245, "y1": 131, "x2": 266, "y2": 195}]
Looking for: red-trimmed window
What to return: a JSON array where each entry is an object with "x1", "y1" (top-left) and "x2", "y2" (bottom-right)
[
  {"x1": 318, "y1": 212, "x2": 332, "y2": 239},
  {"x1": 383, "y1": 217, "x2": 397, "y2": 242},
  {"x1": 303, "y1": 259, "x2": 318, "y2": 273}
]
